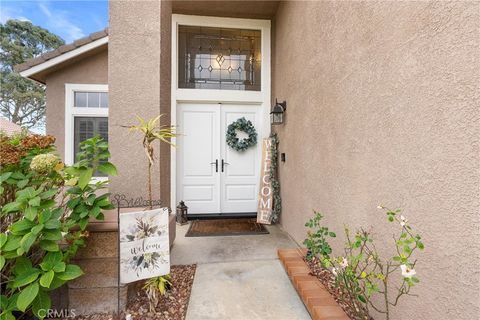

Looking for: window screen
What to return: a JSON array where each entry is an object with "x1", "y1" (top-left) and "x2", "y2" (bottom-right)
[
  {"x1": 74, "y1": 117, "x2": 108, "y2": 176},
  {"x1": 74, "y1": 92, "x2": 108, "y2": 108},
  {"x1": 178, "y1": 25, "x2": 261, "y2": 91}
]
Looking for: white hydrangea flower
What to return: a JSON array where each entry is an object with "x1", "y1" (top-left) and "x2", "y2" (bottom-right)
[
  {"x1": 30, "y1": 153, "x2": 59, "y2": 173},
  {"x1": 400, "y1": 264, "x2": 416, "y2": 278}
]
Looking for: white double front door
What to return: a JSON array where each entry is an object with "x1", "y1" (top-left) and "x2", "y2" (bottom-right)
[{"x1": 176, "y1": 103, "x2": 261, "y2": 214}]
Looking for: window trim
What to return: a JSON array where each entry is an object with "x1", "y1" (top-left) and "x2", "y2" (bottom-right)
[{"x1": 65, "y1": 84, "x2": 108, "y2": 174}]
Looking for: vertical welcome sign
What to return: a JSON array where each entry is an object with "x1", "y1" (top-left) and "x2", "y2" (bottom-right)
[
  {"x1": 119, "y1": 208, "x2": 170, "y2": 284},
  {"x1": 257, "y1": 138, "x2": 273, "y2": 224}
]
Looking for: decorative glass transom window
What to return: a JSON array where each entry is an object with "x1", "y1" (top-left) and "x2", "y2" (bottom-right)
[
  {"x1": 178, "y1": 25, "x2": 261, "y2": 91},
  {"x1": 74, "y1": 91, "x2": 108, "y2": 108}
]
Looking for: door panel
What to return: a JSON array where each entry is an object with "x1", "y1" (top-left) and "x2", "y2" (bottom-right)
[
  {"x1": 177, "y1": 103, "x2": 261, "y2": 214},
  {"x1": 221, "y1": 105, "x2": 260, "y2": 213},
  {"x1": 177, "y1": 104, "x2": 220, "y2": 214}
]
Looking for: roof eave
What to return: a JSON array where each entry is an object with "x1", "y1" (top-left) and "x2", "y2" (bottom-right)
[{"x1": 18, "y1": 36, "x2": 109, "y2": 83}]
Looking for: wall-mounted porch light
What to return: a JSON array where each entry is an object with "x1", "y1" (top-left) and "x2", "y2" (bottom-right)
[{"x1": 270, "y1": 99, "x2": 287, "y2": 125}]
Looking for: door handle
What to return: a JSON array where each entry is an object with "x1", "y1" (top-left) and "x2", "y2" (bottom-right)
[
  {"x1": 221, "y1": 159, "x2": 230, "y2": 172},
  {"x1": 210, "y1": 159, "x2": 218, "y2": 172}
]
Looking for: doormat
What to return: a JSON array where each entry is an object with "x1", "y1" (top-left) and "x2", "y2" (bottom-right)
[{"x1": 185, "y1": 218, "x2": 269, "y2": 237}]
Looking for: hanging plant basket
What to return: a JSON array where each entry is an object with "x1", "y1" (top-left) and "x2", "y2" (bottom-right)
[{"x1": 226, "y1": 117, "x2": 257, "y2": 152}]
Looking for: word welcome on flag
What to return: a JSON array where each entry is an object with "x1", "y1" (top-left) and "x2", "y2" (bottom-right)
[
  {"x1": 119, "y1": 207, "x2": 170, "y2": 284},
  {"x1": 257, "y1": 138, "x2": 273, "y2": 224}
]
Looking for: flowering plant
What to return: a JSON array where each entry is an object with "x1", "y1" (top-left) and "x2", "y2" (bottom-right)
[
  {"x1": 304, "y1": 207, "x2": 424, "y2": 320},
  {"x1": 0, "y1": 133, "x2": 117, "y2": 319}
]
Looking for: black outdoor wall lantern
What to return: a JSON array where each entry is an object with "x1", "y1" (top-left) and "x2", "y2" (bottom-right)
[{"x1": 270, "y1": 99, "x2": 287, "y2": 125}]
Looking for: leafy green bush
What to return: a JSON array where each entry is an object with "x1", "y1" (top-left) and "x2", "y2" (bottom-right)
[
  {"x1": 0, "y1": 133, "x2": 117, "y2": 319},
  {"x1": 303, "y1": 211, "x2": 336, "y2": 263}
]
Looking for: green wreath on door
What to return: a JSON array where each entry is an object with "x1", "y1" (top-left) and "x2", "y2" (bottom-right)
[{"x1": 226, "y1": 117, "x2": 257, "y2": 152}]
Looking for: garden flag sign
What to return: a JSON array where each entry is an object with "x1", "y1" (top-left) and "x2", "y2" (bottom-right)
[
  {"x1": 257, "y1": 137, "x2": 273, "y2": 224},
  {"x1": 119, "y1": 208, "x2": 170, "y2": 284}
]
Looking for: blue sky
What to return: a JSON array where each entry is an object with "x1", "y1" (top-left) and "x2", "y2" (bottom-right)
[{"x1": 0, "y1": 0, "x2": 108, "y2": 43}]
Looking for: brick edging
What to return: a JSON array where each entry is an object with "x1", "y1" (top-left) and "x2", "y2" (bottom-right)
[{"x1": 278, "y1": 249, "x2": 350, "y2": 320}]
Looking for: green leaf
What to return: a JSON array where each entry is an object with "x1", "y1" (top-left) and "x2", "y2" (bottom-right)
[
  {"x1": 98, "y1": 162, "x2": 118, "y2": 176},
  {"x1": 85, "y1": 194, "x2": 96, "y2": 206},
  {"x1": 57, "y1": 264, "x2": 83, "y2": 281},
  {"x1": 40, "y1": 189, "x2": 58, "y2": 199},
  {"x1": 3, "y1": 235, "x2": 21, "y2": 252},
  {"x1": 78, "y1": 168, "x2": 93, "y2": 189},
  {"x1": 24, "y1": 207, "x2": 38, "y2": 221},
  {"x1": 2, "y1": 201, "x2": 22, "y2": 213},
  {"x1": 48, "y1": 276, "x2": 66, "y2": 290},
  {"x1": 17, "y1": 281, "x2": 39, "y2": 312},
  {"x1": 38, "y1": 210, "x2": 53, "y2": 224},
  {"x1": 0, "y1": 172, "x2": 13, "y2": 183},
  {"x1": 10, "y1": 219, "x2": 35, "y2": 234},
  {"x1": 329, "y1": 232, "x2": 336, "y2": 237},
  {"x1": 42, "y1": 230, "x2": 62, "y2": 241},
  {"x1": 417, "y1": 241, "x2": 425, "y2": 250},
  {"x1": 52, "y1": 262, "x2": 66, "y2": 273},
  {"x1": 39, "y1": 270, "x2": 54, "y2": 288},
  {"x1": 39, "y1": 252, "x2": 63, "y2": 271},
  {"x1": 17, "y1": 179, "x2": 29, "y2": 189},
  {"x1": 21, "y1": 232, "x2": 37, "y2": 252},
  {"x1": 31, "y1": 224, "x2": 44, "y2": 235},
  {"x1": 39, "y1": 240, "x2": 59, "y2": 252},
  {"x1": 0, "y1": 256, "x2": 5, "y2": 271},
  {"x1": 32, "y1": 289, "x2": 51, "y2": 319},
  {"x1": 13, "y1": 256, "x2": 33, "y2": 275},
  {"x1": 12, "y1": 269, "x2": 41, "y2": 288},
  {"x1": 78, "y1": 218, "x2": 88, "y2": 230},
  {"x1": 0, "y1": 233, "x2": 7, "y2": 248},
  {"x1": 44, "y1": 219, "x2": 61, "y2": 230},
  {"x1": 357, "y1": 294, "x2": 366, "y2": 303},
  {"x1": 28, "y1": 196, "x2": 41, "y2": 207}
]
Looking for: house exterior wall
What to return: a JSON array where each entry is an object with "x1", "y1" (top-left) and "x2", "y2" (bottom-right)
[
  {"x1": 109, "y1": 0, "x2": 172, "y2": 203},
  {"x1": 272, "y1": 2, "x2": 479, "y2": 320},
  {"x1": 44, "y1": 50, "x2": 108, "y2": 160}
]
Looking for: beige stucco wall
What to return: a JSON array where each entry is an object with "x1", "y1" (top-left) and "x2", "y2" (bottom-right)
[
  {"x1": 45, "y1": 50, "x2": 108, "y2": 160},
  {"x1": 109, "y1": 0, "x2": 172, "y2": 204},
  {"x1": 273, "y1": 1, "x2": 479, "y2": 320}
]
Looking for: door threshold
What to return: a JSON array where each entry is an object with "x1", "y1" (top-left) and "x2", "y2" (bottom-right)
[{"x1": 187, "y1": 212, "x2": 257, "y2": 220}]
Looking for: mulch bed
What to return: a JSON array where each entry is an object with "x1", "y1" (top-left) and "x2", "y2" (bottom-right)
[
  {"x1": 305, "y1": 257, "x2": 371, "y2": 320},
  {"x1": 72, "y1": 264, "x2": 196, "y2": 320}
]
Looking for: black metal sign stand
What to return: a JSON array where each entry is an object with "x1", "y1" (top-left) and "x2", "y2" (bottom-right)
[{"x1": 112, "y1": 194, "x2": 162, "y2": 320}]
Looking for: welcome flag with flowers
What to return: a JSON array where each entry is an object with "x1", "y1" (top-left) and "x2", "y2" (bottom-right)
[{"x1": 119, "y1": 207, "x2": 170, "y2": 284}]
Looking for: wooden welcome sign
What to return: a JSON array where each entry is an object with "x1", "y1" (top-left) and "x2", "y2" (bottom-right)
[{"x1": 257, "y1": 138, "x2": 273, "y2": 224}]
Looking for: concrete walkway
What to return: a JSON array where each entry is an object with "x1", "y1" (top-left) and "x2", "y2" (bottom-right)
[{"x1": 171, "y1": 223, "x2": 311, "y2": 320}]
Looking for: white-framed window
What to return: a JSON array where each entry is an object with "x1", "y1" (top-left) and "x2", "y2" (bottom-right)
[{"x1": 65, "y1": 84, "x2": 108, "y2": 177}]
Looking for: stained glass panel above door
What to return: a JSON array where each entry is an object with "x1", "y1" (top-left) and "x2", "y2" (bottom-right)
[{"x1": 178, "y1": 25, "x2": 261, "y2": 91}]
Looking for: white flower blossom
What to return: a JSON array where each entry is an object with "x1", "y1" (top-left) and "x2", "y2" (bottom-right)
[
  {"x1": 400, "y1": 264, "x2": 416, "y2": 278},
  {"x1": 377, "y1": 205, "x2": 383, "y2": 209},
  {"x1": 400, "y1": 215, "x2": 408, "y2": 227},
  {"x1": 340, "y1": 257, "x2": 348, "y2": 268},
  {"x1": 332, "y1": 267, "x2": 338, "y2": 276}
]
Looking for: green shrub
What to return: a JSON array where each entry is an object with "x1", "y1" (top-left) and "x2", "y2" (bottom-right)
[
  {"x1": 0, "y1": 134, "x2": 117, "y2": 319},
  {"x1": 303, "y1": 211, "x2": 336, "y2": 264}
]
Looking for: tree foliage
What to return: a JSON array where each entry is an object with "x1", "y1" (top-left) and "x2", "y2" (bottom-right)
[{"x1": 0, "y1": 20, "x2": 64, "y2": 129}]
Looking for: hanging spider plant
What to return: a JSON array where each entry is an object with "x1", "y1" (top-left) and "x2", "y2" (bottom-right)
[{"x1": 126, "y1": 114, "x2": 176, "y2": 208}]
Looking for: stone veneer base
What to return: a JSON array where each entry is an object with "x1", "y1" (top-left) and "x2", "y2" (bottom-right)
[{"x1": 278, "y1": 248, "x2": 350, "y2": 320}]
